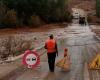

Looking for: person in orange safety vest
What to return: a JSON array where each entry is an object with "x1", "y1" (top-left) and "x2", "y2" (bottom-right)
[{"x1": 44, "y1": 34, "x2": 58, "y2": 72}]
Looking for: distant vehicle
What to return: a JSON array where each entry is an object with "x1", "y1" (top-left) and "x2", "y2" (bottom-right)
[
  {"x1": 72, "y1": 12, "x2": 80, "y2": 19},
  {"x1": 79, "y1": 16, "x2": 86, "y2": 25}
]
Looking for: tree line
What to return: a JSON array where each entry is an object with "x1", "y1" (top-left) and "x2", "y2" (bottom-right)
[
  {"x1": 0, "y1": 0, "x2": 71, "y2": 28},
  {"x1": 96, "y1": 0, "x2": 100, "y2": 18}
]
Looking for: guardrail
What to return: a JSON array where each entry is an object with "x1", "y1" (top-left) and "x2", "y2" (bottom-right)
[{"x1": 5, "y1": 44, "x2": 45, "y2": 62}]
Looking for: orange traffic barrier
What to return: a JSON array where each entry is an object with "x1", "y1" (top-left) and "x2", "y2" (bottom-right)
[{"x1": 56, "y1": 48, "x2": 70, "y2": 71}]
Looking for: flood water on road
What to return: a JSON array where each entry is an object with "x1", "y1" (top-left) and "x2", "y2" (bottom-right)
[
  {"x1": 7, "y1": 23, "x2": 100, "y2": 80},
  {"x1": 54, "y1": 24, "x2": 100, "y2": 80}
]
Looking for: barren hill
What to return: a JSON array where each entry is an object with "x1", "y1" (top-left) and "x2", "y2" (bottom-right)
[{"x1": 69, "y1": 0, "x2": 95, "y2": 14}]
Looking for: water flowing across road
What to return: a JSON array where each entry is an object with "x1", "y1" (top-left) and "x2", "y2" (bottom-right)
[{"x1": 6, "y1": 23, "x2": 100, "y2": 80}]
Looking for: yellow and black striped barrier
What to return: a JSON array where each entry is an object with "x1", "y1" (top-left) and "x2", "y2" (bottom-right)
[{"x1": 88, "y1": 54, "x2": 100, "y2": 69}]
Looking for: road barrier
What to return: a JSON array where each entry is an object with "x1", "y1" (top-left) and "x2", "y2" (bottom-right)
[
  {"x1": 88, "y1": 54, "x2": 100, "y2": 69},
  {"x1": 5, "y1": 44, "x2": 45, "y2": 62}
]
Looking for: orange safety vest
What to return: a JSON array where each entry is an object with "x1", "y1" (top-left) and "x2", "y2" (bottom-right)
[{"x1": 45, "y1": 39, "x2": 56, "y2": 53}]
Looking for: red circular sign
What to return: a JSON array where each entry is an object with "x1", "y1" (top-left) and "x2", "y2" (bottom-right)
[{"x1": 23, "y1": 50, "x2": 40, "y2": 68}]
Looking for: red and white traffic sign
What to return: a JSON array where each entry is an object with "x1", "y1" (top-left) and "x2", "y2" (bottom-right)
[{"x1": 23, "y1": 50, "x2": 40, "y2": 68}]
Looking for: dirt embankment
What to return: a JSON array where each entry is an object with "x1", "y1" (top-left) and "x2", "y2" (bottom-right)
[
  {"x1": 70, "y1": 0, "x2": 95, "y2": 11},
  {"x1": 91, "y1": 25, "x2": 100, "y2": 37},
  {"x1": 0, "y1": 23, "x2": 68, "y2": 60},
  {"x1": 69, "y1": 0, "x2": 100, "y2": 24}
]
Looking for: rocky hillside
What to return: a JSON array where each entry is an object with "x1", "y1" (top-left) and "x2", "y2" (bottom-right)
[
  {"x1": 69, "y1": 0, "x2": 100, "y2": 23},
  {"x1": 69, "y1": 0, "x2": 95, "y2": 14}
]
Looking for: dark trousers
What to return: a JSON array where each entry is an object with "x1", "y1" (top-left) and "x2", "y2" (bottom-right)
[{"x1": 47, "y1": 52, "x2": 56, "y2": 72}]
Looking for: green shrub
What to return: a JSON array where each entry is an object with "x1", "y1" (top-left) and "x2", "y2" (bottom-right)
[
  {"x1": 0, "y1": 3, "x2": 7, "y2": 24},
  {"x1": 37, "y1": 0, "x2": 70, "y2": 22},
  {"x1": 87, "y1": 15, "x2": 92, "y2": 23},
  {"x1": 1, "y1": 0, "x2": 70, "y2": 26},
  {"x1": 30, "y1": 15, "x2": 42, "y2": 27},
  {"x1": 63, "y1": 12, "x2": 72, "y2": 22},
  {"x1": 96, "y1": 0, "x2": 100, "y2": 18},
  {"x1": 3, "y1": 9, "x2": 18, "y2": 27}
]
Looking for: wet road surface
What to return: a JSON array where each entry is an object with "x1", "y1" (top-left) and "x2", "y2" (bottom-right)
[{"x1": 7, "y1": 23, "x2": 100, "y2": 80}]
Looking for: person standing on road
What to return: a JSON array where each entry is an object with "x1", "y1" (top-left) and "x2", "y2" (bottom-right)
[{"x1": 44, "y1": 34, "x2": 58, "y2": 72}]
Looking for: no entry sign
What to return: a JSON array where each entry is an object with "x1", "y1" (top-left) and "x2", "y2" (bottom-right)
[{"x1": 23, "y1": 50, "x2": 40, "y2": 68}]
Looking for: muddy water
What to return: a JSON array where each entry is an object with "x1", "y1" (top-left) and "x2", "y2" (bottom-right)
[
  {"x1": 0, "y1": 22, "x2": 100, "y2": 80},
  {"x1": 0, "y1": 26, "x2": 67, "y2": 60},
  {"x1": 6, "y1": 23, "x2": 100, "y2": 80}
]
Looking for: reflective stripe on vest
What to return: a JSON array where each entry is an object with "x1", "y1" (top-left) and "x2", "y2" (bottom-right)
[{"x1": 46, "y1": 39, "x2": 56, "y2": 53}]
